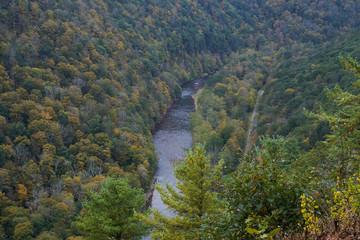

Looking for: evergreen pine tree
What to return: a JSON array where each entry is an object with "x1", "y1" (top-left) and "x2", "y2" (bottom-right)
[
  {"x1": 308, "y1": 57, "x2": 360, "y2": 180},
  {"x1": 73, "y1": 177, "x2": 146, "y2": 240},
  {"x1": 137, "y1": 145, "x2": 224, "y2": 239}
]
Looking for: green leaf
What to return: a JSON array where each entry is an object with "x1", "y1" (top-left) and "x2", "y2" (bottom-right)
[
  {"x1": 245, "y1": 227, "x2": 260, "y2": 235},
  {"x1": 267, "y1": 228, "x2": 281, "y2": 237}
]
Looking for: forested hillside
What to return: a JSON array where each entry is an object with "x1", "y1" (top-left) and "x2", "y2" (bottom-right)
[
  {"x1": 173, "y1": 56, "x2": 360, "y2": 240},
  {"x1": 192, "y1": 29, "x2": 360, "y2": 170},
  {"x1": 1, "y1": 0, "x2": 360, "y2": 239}
]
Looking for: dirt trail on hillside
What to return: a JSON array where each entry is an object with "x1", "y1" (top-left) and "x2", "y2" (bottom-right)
[{"x1": 244, "y1": 89, "x2": 264, "y2": 154}]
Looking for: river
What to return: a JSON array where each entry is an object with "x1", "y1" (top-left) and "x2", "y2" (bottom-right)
[{"x1": 150, "y1": 78, "x2": 205, "y2": 216}]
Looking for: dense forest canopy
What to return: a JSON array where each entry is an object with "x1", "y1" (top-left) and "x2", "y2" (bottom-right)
[{"x1": 1, "y1": 0, "x2": 360, "y2": 239}]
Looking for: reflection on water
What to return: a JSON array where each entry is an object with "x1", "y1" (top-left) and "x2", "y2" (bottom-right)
[{"x1": 151, "y1": 78, "x2": 205, "y2": 216}]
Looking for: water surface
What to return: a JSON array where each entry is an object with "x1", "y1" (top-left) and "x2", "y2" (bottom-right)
[{"x1": 151, "y1": 78, "x2": 205, "y2": 216}]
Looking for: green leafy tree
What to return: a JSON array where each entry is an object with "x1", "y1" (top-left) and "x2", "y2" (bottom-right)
[
  {"x1": 13, "y1": 221, "x2": 33, "y2": 240},
  {"x1": 223, "y1": 137, "x2": 305, "y2": 239},
  {"x1": 137, "y1": 145, "x2": 224, "y2": 239},
  {"x1": 35, "y1": 231, "x2": 61, "y2": 240},
  {"x1": 259, "y1": 136, "x2": 301, "y2": 171},
  {"x1": 73, "y1": 176, "x2": 146, "y2": 240},
  {"x1": 87, "y1": 115, "x2": 103, "y2": 134}
]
